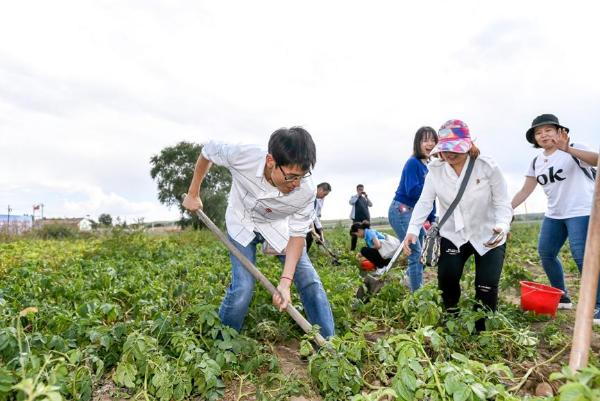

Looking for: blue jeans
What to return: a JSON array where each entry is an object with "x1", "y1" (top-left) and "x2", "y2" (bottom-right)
[
  {"x1": 388, "y1": 200, "x2": 425, "y2": 291},
  {"x1": 219, "y1": 233, "x2": 335, "y2": 338},
  {"x1": 538, "y1": 215, "x2": 600, "y2": 308}
]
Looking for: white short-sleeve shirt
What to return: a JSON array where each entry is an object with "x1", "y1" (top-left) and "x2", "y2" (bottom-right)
[{"x1": 527, "y1": 143, "x2": 595, "y2": 219}]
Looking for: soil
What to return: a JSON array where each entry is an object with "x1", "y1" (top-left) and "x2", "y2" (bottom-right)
[
  {"x1": 222, "y1": 341, "x2": 322, "y2": 401},
  {"x1": 92, "y1": 373, "x2": 127, "y2": 401}
]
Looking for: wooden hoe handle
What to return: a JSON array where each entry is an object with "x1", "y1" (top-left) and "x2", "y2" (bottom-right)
[{"x1": 193, "y1": 208, "x2": 328, "y2": 347}]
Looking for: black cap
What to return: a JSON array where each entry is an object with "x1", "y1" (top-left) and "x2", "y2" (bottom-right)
[{"x1": 526, "y1": 114, "x2": 569, "y2": 147}]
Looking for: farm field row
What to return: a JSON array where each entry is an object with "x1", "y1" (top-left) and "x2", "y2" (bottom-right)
[{"x1": 0, "y1": 224, "x2": 599, "y2": 400}]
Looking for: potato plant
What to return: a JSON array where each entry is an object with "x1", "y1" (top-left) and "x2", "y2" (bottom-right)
[{"x1": 0, "y1": 224, "x2": 598, "y2": 400}]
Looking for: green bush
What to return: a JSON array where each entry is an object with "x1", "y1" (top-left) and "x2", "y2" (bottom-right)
[{"x1": 35, "y1": 223, "x2": 78, "y2": 239}]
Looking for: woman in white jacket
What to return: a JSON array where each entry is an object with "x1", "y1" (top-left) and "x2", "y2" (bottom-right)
[{"x1": 402, "y1": 119, "x2": 513, "y2": 332}]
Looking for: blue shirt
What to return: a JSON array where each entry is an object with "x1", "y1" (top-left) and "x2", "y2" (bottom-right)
[
  {"x1": 364, "y1": 228, "x2": 385, "y2": 248},
  {"x1": 394, "y1": 155, "x2": 435, "y2": 222}
]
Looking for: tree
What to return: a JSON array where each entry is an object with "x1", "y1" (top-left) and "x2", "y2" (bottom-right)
[
  {"x1": 150, "y1": 141, "x2": 232, "y2": 228},
  {"x1": 98, "y1": 213, "x2": 113, "y2": 226}
]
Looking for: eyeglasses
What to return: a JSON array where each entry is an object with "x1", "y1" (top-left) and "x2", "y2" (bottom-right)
[{"x1": 278, "y1": 165, "x2": 312, "y2": 182}]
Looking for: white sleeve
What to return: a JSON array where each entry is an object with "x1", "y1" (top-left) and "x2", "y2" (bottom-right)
[
  {"x1": 489, "y1": 163, "x2": 513, "y2": 233},
  {"x1": 349, "y1": 195, "x2": 359, "y2": 205},
  {"x1": 289, "y1": 199, "x2": 316, "y2": 237},
  {"x1": 407, "y1": 172, "x2": 437, "y2": 236},
  {"x1": 201, "y1": 141, "x2": 261, "y2": 170},
  {"x1": 201, "y1": 141, "x2": 234, "y2": 167}
]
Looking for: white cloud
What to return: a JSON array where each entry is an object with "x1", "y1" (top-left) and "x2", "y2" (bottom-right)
[
  {"x1": 1, "y1": 1, "x2": 599, "y2": 222},
  {"x1": 0, "y1": 177, "x2": 179, "y2": 222}
]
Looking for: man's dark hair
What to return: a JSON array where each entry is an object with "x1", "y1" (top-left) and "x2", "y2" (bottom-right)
[
  {"x1": 317, "y1": 182, "x2": 331, "y2": 191},
  {"x1": 413, "y1": 126, "x2": 438, "y2": 158},
  {"x1": 356, "y1": 184, "x2": 364, "y2": 190},
  {"x1": 268, "y1": 127, "x2": 316, "y2": 171}
]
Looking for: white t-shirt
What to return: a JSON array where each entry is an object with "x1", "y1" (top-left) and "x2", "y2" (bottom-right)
[{"x1": 527, "y1": 143, "x2": 595, "y2": 219}]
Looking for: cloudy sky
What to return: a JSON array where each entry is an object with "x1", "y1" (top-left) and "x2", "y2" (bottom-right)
[{"x1": 1, "y1": 1, "x2": 599, "y2": 223}]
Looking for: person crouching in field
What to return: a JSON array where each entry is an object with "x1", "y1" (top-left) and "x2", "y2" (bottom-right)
[
  {"x1": 511, "y1": 114, "x2": 600, "y2": 324},
  {"x1": 402, "y1": 119, "x2": 512, "y2": 332},
  {"x1": 183, "y1": 127, "x2": 335, "y2": 338},
  {"x1": 350, "y1": 220, "x2": 401, "y2": 276}
]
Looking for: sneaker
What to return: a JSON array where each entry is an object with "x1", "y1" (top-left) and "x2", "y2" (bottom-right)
[
  {"x1": 372, "y1": 265, "x2": 391, "y2": 276},
  {"x1": 558, "y1": 295, "x2": 573, "y2": 310},
  {"x1": 594, "y1": 309, "x2": 600, "y2": 326}
]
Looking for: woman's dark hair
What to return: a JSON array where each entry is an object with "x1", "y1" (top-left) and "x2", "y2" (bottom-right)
[
  {"x1": 468, "y1": 143, "x2": 480, "y2": 159},
  {"x1": 349, "y1": 220, "x2": 371, "y2": 235},
  {"x1": 268, "y1": 126, "x2": 316, "y2": 171},
  {"x1": 413, "y1": 126, "x2": 438, "y2": 158}
]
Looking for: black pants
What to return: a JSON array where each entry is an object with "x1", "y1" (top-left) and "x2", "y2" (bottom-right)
[
  {"x1": 437, "y1": 237, "x2": 505, "y2": 331},
  {"x1": 360, "y1": 247, "x2": 391, "y2": 268},
  {"x1": 306, "y1": 227, "x2": 322, "y2": 252},
  {"x1": 351, "y1": 235, "x2": 358, "y2": 251}
]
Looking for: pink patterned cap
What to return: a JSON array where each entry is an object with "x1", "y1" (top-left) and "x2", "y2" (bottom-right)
[{"x1": 430, "y1": 119, "x2": 472, "y2": 154}]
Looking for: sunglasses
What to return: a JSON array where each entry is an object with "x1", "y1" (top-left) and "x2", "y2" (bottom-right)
[{"x1": 278, "y1": 165, "x2": 312, "y2": 182}]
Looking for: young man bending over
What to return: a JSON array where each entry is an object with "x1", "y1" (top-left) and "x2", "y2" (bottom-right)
[{"x1": 183, "y1": 127, "x2": 335, "y2": 337}]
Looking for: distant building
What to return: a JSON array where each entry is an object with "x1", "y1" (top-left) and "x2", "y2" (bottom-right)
[
  {"x1": 78, "y1": 218, "x2": 93, "y2": 231},
  {"x1": 35, "y1": 217, "x2": 95, "y2": 232}
]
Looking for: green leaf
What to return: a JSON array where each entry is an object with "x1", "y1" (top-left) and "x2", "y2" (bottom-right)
[
  {"x1": 401, "y1": 372, "x2": 418, "y2": 391},
  {"x1": 114, "y1": 362, "x2": 137, "y2": 388},
  {"x1": 393, "y1": 379, "x2": 414, "y2": 401},
  {"x1": 444, "y1": 377, "x2": 462, "y2": 395},
  {"x1": 453, "y1": 386, "x2": 470, "y2": 401},
  {"x1": 45, "y1": 391, "x2": 63, "y2": 401},
  {"x1": 451, "y1": 353, "x2": 469, "y2": 364},
  {"x1": 67, "y1": 349, "x2": 81, "y2": 364},
  {"x1": 558, "y1": 382, "x2": 591, "y2": 401},
  {"x1": 408, "y1": 359, "x2": 424, "y2": 376},
  {"x1": 470, "y1": 383, "x2": 487, "y2": 400}
]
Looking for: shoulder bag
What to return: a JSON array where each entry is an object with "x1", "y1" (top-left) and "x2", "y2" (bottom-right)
[{"x1": 420, "y1": 157, "x2": 475, "y2": 267}]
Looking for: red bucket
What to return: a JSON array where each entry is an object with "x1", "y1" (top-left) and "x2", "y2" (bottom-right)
[
  {"x1": 360, "y1": 260, "x2": 376, "y2": 271},
  {"x1": 520, "y1": 281, "x2": 564, "y2": 317}
]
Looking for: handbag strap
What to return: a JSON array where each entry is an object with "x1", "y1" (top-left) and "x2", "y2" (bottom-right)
[{"x1": 437, "y1": 156, "x2": 476, "y2": 229}]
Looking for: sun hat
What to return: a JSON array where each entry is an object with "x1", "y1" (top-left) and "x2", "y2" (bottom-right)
[
  {"x1": 526, "y1": 114, "x2": 570, "y2": 146},
  {"x1": 430, "y1": 119, "x2": 472, "y2": 154}
]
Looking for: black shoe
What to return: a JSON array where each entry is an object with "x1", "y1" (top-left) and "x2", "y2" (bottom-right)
[{"x1": 558, "y1": 295, "x2": 573, "y2": 310}]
